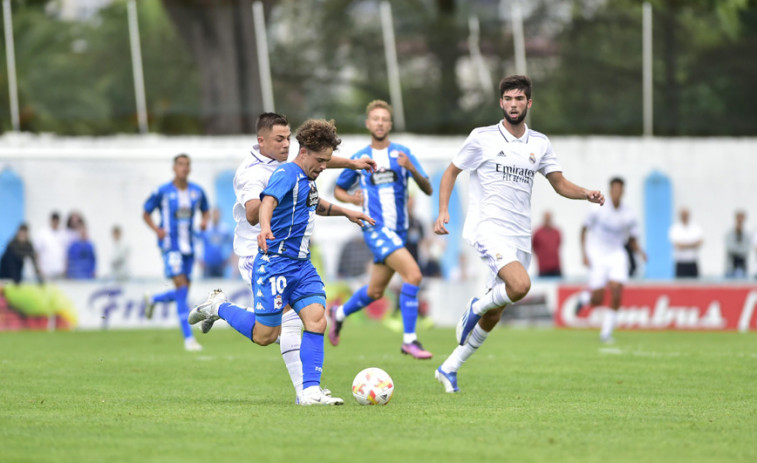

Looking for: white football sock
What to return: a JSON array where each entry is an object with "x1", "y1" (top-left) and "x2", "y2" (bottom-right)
[
  {"x1": 403, "y1": 333, "x2": 417, "y2": 344},
  {"x1": 441, "y1": 324, "x2": 490, "y2": 373},
  {"x1": 472, "y1": 283, "x2": 512, "y2": 316},
  {"x1": 280, "y1": 310, "x2": 304, "y2": 399},
  {"x1": 600, "y1": 309, "x2": 618, "y2": 339},
  {"x1": 335, "y1": 305, "x2": 346, "y2": 322},
  {"x1": 579, "y1": 290, "x2": 591, "y2": 305}
]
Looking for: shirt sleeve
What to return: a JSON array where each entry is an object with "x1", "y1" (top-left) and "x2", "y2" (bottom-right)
[
  {"x1": 452, "y1": 130, "x2": 485, "y2": 171},
  {"x1": 537, "y1": 137, "x2": 563, "y2": 177},
  {"x1": 262, "y1": 167, "x2": 296, "y2": 204},
  {"x1": 627, "y1": 213, "x2": 641, "y2": 239},
  {"x1": 143, "y1": 188, "x2": 162, "y2": 213},
  {"x1": 335, "y1": 167, "x2": 360, "y2": 190},
  {"x1": 236, "y1": 165, "x2": 268, "y2": 207},
  {"x1": 584, "y1": 207, "x2": 598, "y2": 229},
  {"x1": 198, "y1": 187, "x2": 209, "y2": 213}
]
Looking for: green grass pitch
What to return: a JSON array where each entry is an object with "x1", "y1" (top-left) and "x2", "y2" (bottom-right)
[{"x1": 1, "y1": 324, "x2": 755, "y2": 463}]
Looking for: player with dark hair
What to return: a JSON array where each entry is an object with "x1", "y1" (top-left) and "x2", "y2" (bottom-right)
[
  {"x1": 576, "y1": 177, "x2": 647, "y2": 343},
  {"x1": 189, "y1": 118, "x2": 375, "y2": 405},
  {"x1": 143, "y1": 153, "x2": 209, "y2": 351},
  {"x1": 329, "y1": 99, "x2": 434, "y2": 359},
  {"x1": 433, "y1": 75, "x2": 605, "y2": 392}
]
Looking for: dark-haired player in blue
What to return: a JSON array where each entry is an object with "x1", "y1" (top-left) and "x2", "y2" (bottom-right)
[
  {"x1": 188, "y1": 119, "x2": 374, "y2": 405},
  {"x1": 143, "y1": 153, "x2": 209, "y2": 351},
  {"x1": 329, "y1": 99, "x2": 433, "y2": 359}
]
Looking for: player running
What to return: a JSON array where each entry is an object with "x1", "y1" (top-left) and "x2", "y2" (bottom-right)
[
  {"x1": 143, "y1": 154, "x2": 209, "y2": 352},
  {"x1": 433, "y1": 75, "x2": 605, "y2": 393},
  {"x1": 575, "y1": 177, "x2": 647, "y2": 343},
  {"x1": 329, "y1": 100, "x2": 434, "y2": 359},
  {"x1": 189, "y1": 119, "x2": 374, "y2": 406}
]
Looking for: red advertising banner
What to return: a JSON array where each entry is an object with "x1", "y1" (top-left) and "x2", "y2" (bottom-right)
[{"x1": 556, "y1": 284, "x2": 757, "y2": 332}]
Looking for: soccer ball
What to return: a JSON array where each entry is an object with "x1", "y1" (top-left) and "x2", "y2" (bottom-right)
[{"x1": 351, "y1": 367, "x2": 394, "y2": 405}]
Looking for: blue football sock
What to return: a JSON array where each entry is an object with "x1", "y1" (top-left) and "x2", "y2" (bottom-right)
[
  {"x1": 399, "y1": 283, "x2": 419, "y2": 335},
  {"x1": 175, "y1": 286, "x2": 192, "y2": 339},
  {"x1": 152, "y1": 289, "x2": 176, "y2": 303},
  {"x1": 300, "y1": 330, "x2": 324, "y2": 389},
  {"x1": 218, "y1": 302, "x2": 255, "y2": 341},
  {"x1": 342, "y1": 285, "x2": 376, "y2": 318}
]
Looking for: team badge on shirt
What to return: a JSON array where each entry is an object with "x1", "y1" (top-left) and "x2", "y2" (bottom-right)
[
  {"x1": 274, "y1": 295, "x2": 283, "y2": 310},
  {"x1": 529, "y1": 153, "x2": 536, "y2": 164}
]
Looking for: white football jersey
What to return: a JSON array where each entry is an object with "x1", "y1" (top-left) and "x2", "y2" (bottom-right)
[
  {"x1": 232, "y1": 146, "x2": 283, "y2": 257},
  {"x1": 584, "y1": 202, "x2": 640, "y2": 252},
  {"x1": 453, "y1": 123, "x2": 562, "y2": 253}
]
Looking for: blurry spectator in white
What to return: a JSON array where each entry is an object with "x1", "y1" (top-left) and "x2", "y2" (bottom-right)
[
  {"x1": 0, "y1": 223, "x2": 43, "y2": 284},
  {"x1": 109, "y1": 225, "x2": 130, "y2": 282},
  {"x1": 669, "y1": 208, "x2": 703, "y2": 278},
  {"x1": 35, "y1": 211, "x2": 67, "y2": 280},
  {"x1": 724, "y1": 210, "x2": 750, "y2": 279}
]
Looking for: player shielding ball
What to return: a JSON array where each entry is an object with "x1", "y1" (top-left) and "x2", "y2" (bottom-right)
[
  {"x1": 575, "y1": 177, "x2": 647, "y2": 343},
  {"x1": 143, "y1": 154, "x2": 209, "y2": 352},
  {"x1": 189, "y1": 119, "x2": 374, "y2": 405},
  {"x1": 433, "y1": 75, "x2": 605, "y2": 393},
  {"x1": 329, "y1": 100, "x2": 434, "y2": 359}
]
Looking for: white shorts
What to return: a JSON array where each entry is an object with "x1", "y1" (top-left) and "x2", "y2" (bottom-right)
[
  {"x1": 473, "y1": 237, "x2": 532, "y2": 290},
  {"x1": 237, "y1": 253, "x2": 258, "y2": 286},
  {"x1": 587, "y1": 246, "x2": 629, "y2": 289}
]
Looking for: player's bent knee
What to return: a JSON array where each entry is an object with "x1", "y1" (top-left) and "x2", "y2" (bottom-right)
[
  {"x1": 253, "y1": 332, "x2": 278, "y2": 346},
  {"x1": 404, "y1": 271, "x2": 422, "y2": 286},
  {"x1": 302, "y1": 317, "x2": 326, "y2": 333},
  {"x1": 508, "y1": 281, "x2": 531, "y2": 302}
]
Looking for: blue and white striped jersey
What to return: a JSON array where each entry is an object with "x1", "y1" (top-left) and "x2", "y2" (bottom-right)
[
  {"x1": 335, "y1": 142, "x2": 427, "y2": 232},
  {"x1": 144, "y1": 181, "x2": 209, "y2": 255},
  {"x1": 260, "y1": 163, "x2": 318, "y2": 260}
]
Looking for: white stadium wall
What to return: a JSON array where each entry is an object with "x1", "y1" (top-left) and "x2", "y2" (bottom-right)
[{"x1": 1, "y1": 133, "x2": 756, "y2": 283}]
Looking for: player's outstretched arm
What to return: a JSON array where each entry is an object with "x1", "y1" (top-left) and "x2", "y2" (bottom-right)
[
  {"x1": 334, "y1": 185, "x2": 363, "y2": 206},
  {"x1": 256, "y1": 195, "x2": 278, "y2": 253},
  {"x1": 546, "y1": 172, "x2": 605, "y2": 205},
  {"x1": 434, "y1": 163, "x2": 462, "y2": 235},
  {"x1": 397, "y1": 152, "x2": 432, "y2": 195},
  {"x1": 316, "y1": 199, "x2": 376, "y2": 228},
  {"x1": 327, "y1": 156, "x2": 377, "y2": 173}
]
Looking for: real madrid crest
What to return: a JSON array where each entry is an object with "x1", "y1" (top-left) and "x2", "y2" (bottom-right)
[{"x1": 529, "y1": 153, "x2": 536, "y2": 164}]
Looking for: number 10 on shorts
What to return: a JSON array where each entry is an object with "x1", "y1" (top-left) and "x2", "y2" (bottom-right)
[{"x1": 269, "y1": 276, "x2": 287, "y2": 310}]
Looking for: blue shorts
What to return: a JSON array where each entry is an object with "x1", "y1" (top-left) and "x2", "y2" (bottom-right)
[
  {"x1": 363, "y1": 226, "x2": 407, "y2": 264},
  {"x1": 251, "y1": 253, "x2": 326, "y2": 327},
  {"x1": 163, "y1": 251, "x2": 193, "y2": 279}
]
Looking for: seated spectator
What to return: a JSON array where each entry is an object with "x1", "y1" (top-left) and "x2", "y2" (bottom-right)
[
  {"x1": 66, "y1": 223, "x2": 96, "y2": 279},
  {"x1": 725, "y1": 210, "x2": 750, "y2": 279},
  {"x1": 0, "y1": 224, "x2": 43, "y2": 284}
]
